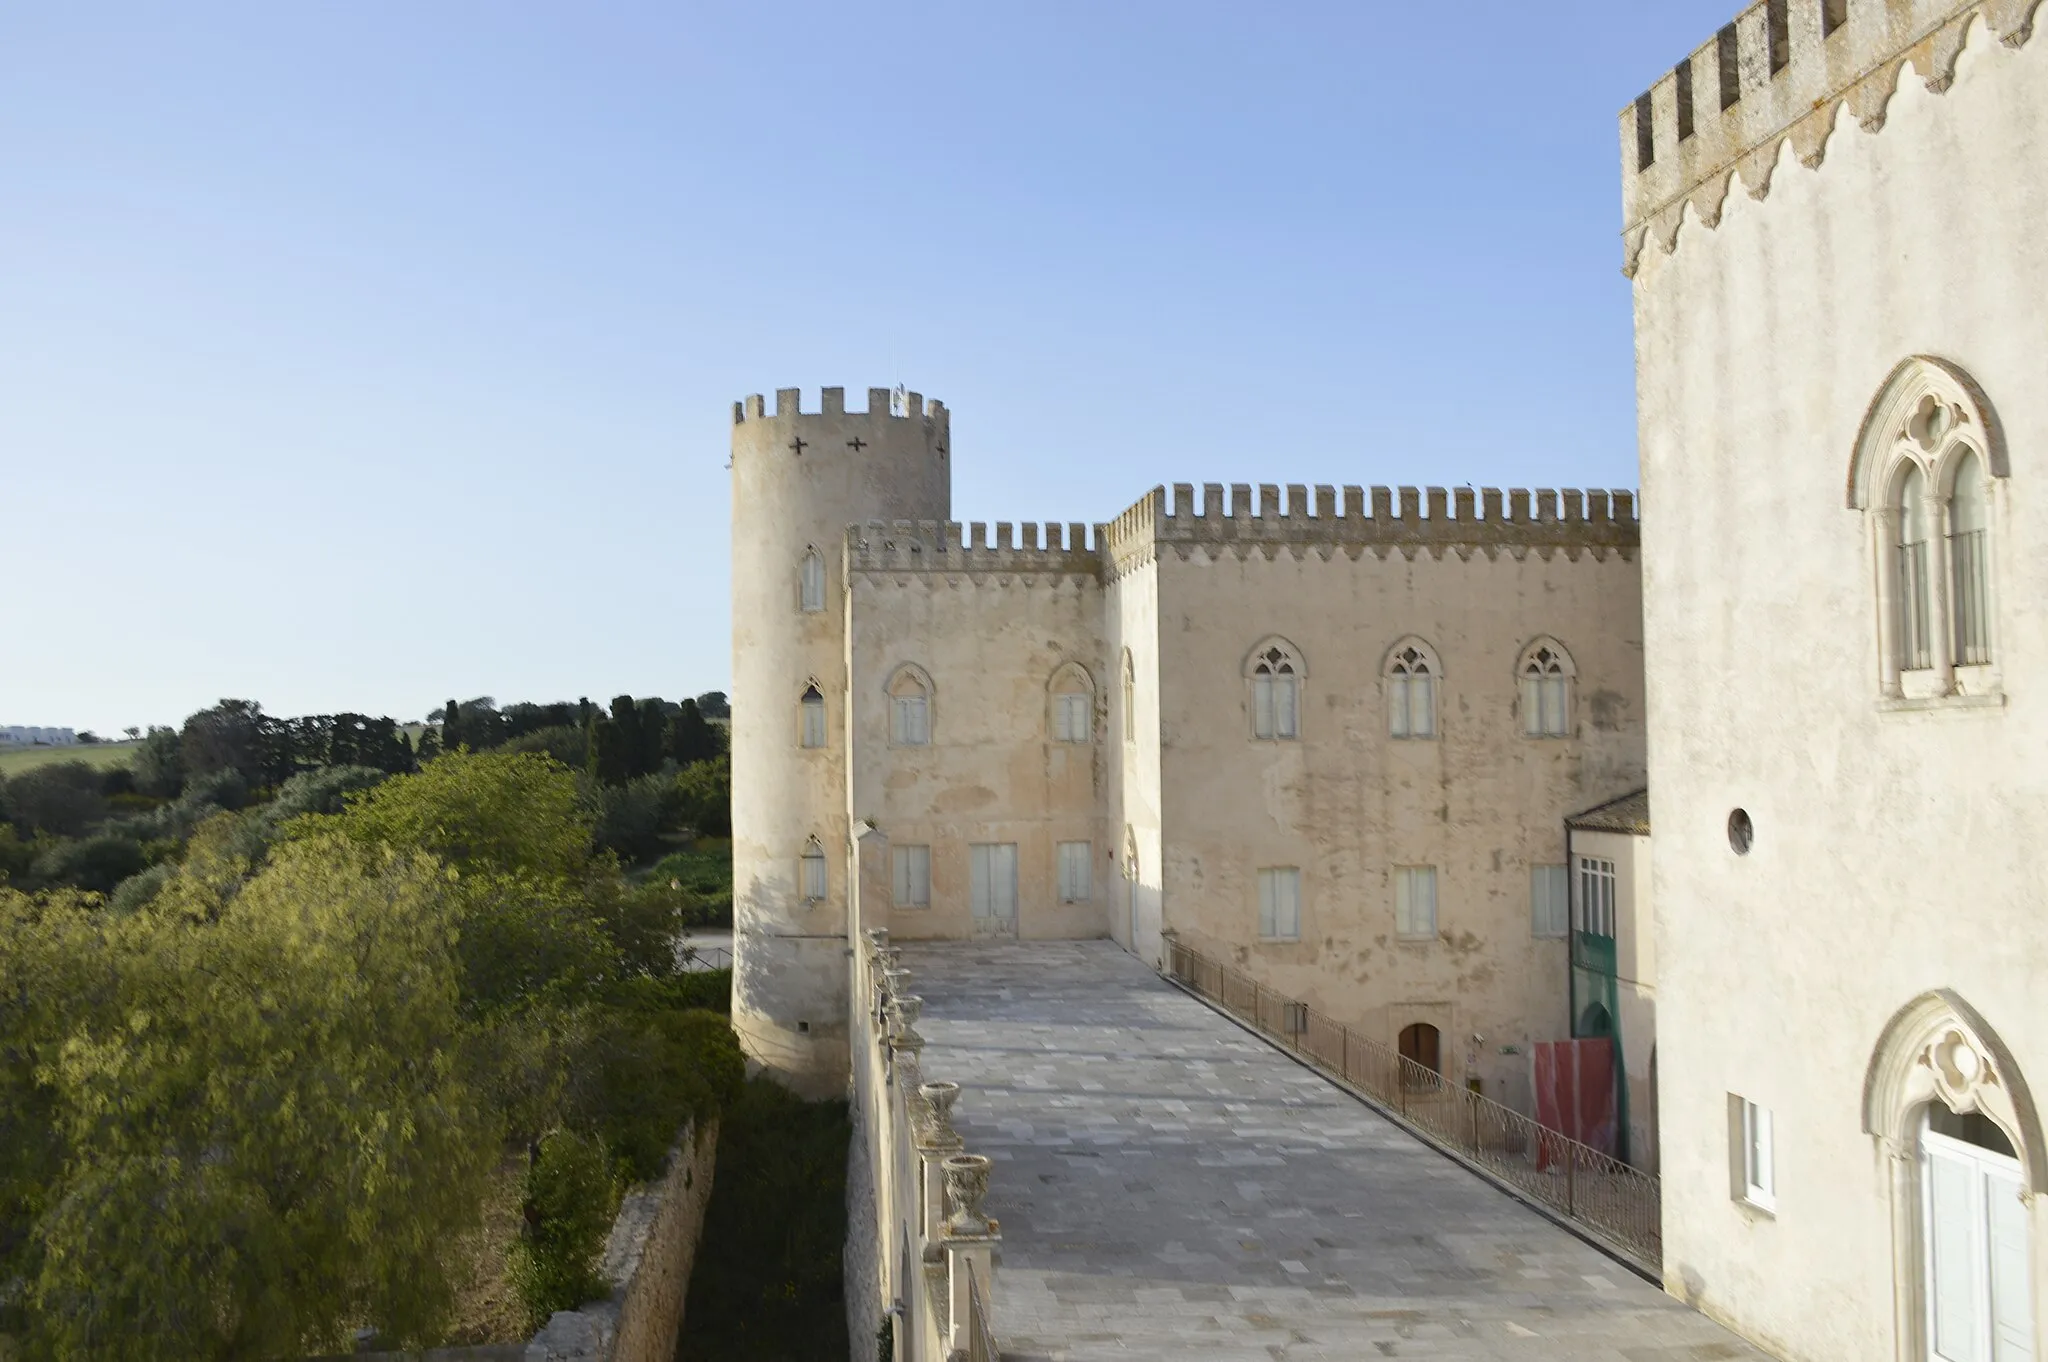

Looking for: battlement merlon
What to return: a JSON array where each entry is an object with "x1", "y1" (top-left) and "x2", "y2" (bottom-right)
[
  {"x1": 1105, "y1": 482, "x2": 1639, "y2": 552},
  {"x1": 843, "y1": 520, "x2": 1105, "y2": 577},
  {"x1": 732, "y1": 386, "x2": 950, "y2": 429},
  {"x1": 1619, "y1": 0, "x2": 2039, "y2": 277}
]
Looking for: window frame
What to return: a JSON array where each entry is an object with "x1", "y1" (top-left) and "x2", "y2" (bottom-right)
[
  {"x1": 1049, "y1": 663, "x2": 1095, "y2": 744},
  {"x1": 1850, "y1": 358, "x2": 2008, "y2": 706},
  {"x1": 886, "y1": 664, "x2": 934, "y2": 747},
  {"x1": 798, "y1": 683, "x2": 826, "y2": 749},
  {"x1": 1120, "y1": 649, "x2": 1136, "y2": 747},
  {"x1": 1257, "y1": 866, "x2": 1302, "y2": 941},
  {"x1": 799, "y1": 837, "x2": 828, "y2": 903},
  {"x1": 798, "y1": 547, "x2": 827, "y2": 613},
  {"x1": 1531, "y1": 864, "x2": 1569, "y2": 938},
  {"x1": 1394, "y1": 865, "x2": 1438, "y2": 941},
  {"x1": 1738, "y1": 1097, "x2": 1776, "y2": 1211},
  {"x1": 892, "y1": 843, "x2": 931, "y2": 910},
  {"x1": 1056, "y1": 840, "x2": 1092, "y2": 903},
  {"x1": 1577, "y1": 856, "x2": 1617, "y2": 939},
  {"x1": 1516, "y1": 638, "x2": 1575, "y2": 738},
  {"x1": 1246, "y1": 638, "x2": 1305, "y2": 742},
  {"x1": 1385, "y1": 637, "x2": 1441, "y2": 740}
]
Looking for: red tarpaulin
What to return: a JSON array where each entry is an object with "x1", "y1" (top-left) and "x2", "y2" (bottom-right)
[{"x1": 1532, "y1": 1038, "x2": 1616, "y2": 1165}]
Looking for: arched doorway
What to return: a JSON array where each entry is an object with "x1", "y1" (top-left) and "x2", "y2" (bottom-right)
[
  {"x1": 1399, "y1": 1023, "x2": 1441, "y2": 1090},
  {"x1": 1864, "y1": 991, "x2": 2042, "y2": 1361}
]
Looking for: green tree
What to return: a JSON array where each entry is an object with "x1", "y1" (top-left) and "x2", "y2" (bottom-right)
[
  {"x1": 674, "y1": 757, "x2": 731, "y2": 838},
  {"x1": 694, "y1": 691, "x2": 729, "y2": 720},
  {"x1": 132, "y1": 724, "x2": 185, "y2": 799},
  {"x1": 16, "y1": 840, "x2": 495, "y2": 1358},
  {"x1": 2, "y1": 762, "x2": 108, "y2": 838},
  {"x1": 587, "y1": 716, "x2": 631, "y2": 788},
  {"x1": 414, "y1": 724, "x2": 442, "y2": 763},
  {"x1": 307, "y1": 749, "x2": 594, "y2": 882},
  {"x1": 669, "y1": 699, "x2": 723, "y2": 765},
  {"x1": 635, "y1": 697, "x2": 670, "y2": 777},
  {"x1": 179, "y1": 699, "x2": 266, "y2": 784}
]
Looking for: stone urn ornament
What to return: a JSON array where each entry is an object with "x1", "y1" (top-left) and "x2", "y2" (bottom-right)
[{"x1": 942, "y1": 1153, "x2": 994, "y2": 1237}]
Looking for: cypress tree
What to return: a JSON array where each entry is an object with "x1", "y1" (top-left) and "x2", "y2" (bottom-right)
[{"x1": 637, "y1": 697, "x2": 669, "y2": 775}]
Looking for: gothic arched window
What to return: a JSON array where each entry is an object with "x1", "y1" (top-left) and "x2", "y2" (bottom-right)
[
  {"x1": 1385, "y1": 638, "x2": 1440, "y2": 740},
  {"x1": 1120, "y1": 649, "x2": 1136, "y2": 747},
  {"x1": 799, "y1": 548, "x2": 826, "y2": 613},
  {"x1": 1049, "y1": 663, "x2": 1094, "y2": 744},
  {"x1": 1246, "y1": 638, "x2": 1304, "y2": 741},
  {"x1": 887, "y1": 664, "x2": 932, "y2": 746},
  {"x1": 1518, "y1": 639, "x2": 1574, "y2": 738},
  {"x1": 799, "y1": 836, "x2": 827, "y2": 902},
  {"x1": 1850, "y1": 357, "x2": 2008, "y2": 701},
  {"x1": 799, "y1": 683, "x2": 826, "y2": 749}
]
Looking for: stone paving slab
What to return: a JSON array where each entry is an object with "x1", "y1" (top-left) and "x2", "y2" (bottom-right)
[{"x1": 900, "y1": 940, "x2": 1771, "y2": 1362}]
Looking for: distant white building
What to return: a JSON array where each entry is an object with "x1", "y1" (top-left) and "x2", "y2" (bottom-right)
[{"x1": 0, "y1": 726, "x2": 77, "y2": 747}]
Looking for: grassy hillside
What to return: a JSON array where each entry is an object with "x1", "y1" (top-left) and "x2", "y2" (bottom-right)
[{"x1": 0, "y1": 741, "x2": 139, "y2": 775}]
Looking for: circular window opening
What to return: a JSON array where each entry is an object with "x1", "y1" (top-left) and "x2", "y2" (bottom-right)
[{"x1": 1727, "y1": 808, "x2": 1754, "y2": 856}]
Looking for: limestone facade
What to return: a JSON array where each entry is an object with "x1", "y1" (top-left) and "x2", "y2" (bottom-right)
[
  {"x1": 730, "y1": 390, "x2": 1647, "y2": 1110},
  {"x1": 1626, "y1": 3, "x2": 2048, "y2": 1358}
]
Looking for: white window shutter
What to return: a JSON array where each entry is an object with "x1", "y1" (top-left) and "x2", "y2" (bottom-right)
[
  {"x1": 970, "y1": 845, "x2": 991, "y2": 917},
  {"x1": 1258, "y1": 870, "x2": 1277, "y2": 937},
  {"x1": 1277, "y1": 678, "x2": 1298, "y2": 737},
  {"x1": 1988, "y1": 1165, "x2": 2031, "y2": 1359},
  {"x1": 1254, "y1": 677, "x2": 1274, "y2": 738},
  {"x1": 1927, "y1": 1144, "x2": 1981, "y2": 1358}
]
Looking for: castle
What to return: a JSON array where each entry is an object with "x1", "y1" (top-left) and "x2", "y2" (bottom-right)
[
  {"x1": 732, "y1": 0, "x2": 2048, "y2": 1357},
  {"x1": 728, "y1": 385, "x2": 1647, "y2": 1116}
]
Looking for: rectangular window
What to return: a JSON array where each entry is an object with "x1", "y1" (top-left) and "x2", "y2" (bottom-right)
[
  {"x1": 1578, "y1": 856, "x2": 1617, "y2": 938},
  {"x1": 1952, "y1": 528, "x2": 1990, "y2": 665},
  {"x1": 799, "y1": 553, "x2": 826, "y2": 612},
  {"x1": 1522, "y1": 676, "x2": 1569, "y2": 737},
  {"x1": 1253, "y1": 676, "x2": 1299, "y2": 740},
  {"x1": 1899, "y1": 540, "x2": 1933, "y2": 670},
  {"x1": 1056, "y1": 841, "x2": 1091, "y2": 903},
  {"x1": 1257, "y1": 867, "x2": 1301, "y2": 941},
  {"x1": 800, "y1": 697, "x2": 826, "y2": 748},
  {"x1": 1531, "y1": 864, "x2": 1569, "y2": 938},
  {"x1": 1389, "y1": 675, "x2": 1436, "y2": 739},
  {"x1": 969, "y1": 843, "x2": 1017, "y2": 920},
  {"x1": 800, "y1": 849, "x2": 827, "y2": 902},
  {"x1": 1731, "y1": 1096, "x2": 1776, "y2": 1210},
  {"x1": 1394, "y1": 866, "x2": 1437, "y2": 939},
  {"x1": 892, "y1": 695, "x2": 930, "y2": 745},
  {"x1": 892, "y1": 845, "x2": 930, "y2": 909},
  {"x1": 1054, "y1": 693, "x2": 1091, "y2": 743}
]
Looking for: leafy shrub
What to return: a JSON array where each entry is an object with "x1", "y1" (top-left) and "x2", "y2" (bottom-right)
[
  {"x1": 586, "y1": 875, "x2": 684, "y2": 979},
  {"x1": 571, "y1": 1008, "x2": 743, "y2": 1181},
  {"x1": 510, "y1": 1130, "x2": 619, "y2": 1328},
  {"x1": 31, "y1": 835, "x2": 146, "y2": 895},
  {"x1": 498, "y1": 724, "x2": 589, "y2": 769},
  {"x1": 603, "y1": 969, "x2": 731, "y2": 1016},
  {"x1": 645, "y1": 842, "x2": 732, "y2": 928},
  {"x1": 2, "y1": 762, "x2": 107, "y2": 838},
  {"x1": 107, "y1": 862, "x2": 174, "y2": 915},
  {"x1": 672, "y1": 758, "x2": 730, "y2": 838},
  {"x1": 589, "y1": 771, "x2": 673, "y2": 863}
]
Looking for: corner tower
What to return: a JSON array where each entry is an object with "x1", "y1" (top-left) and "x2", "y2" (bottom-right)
[{"x1": 729, "y1": 386, "x2": 950, "y2": 1094}]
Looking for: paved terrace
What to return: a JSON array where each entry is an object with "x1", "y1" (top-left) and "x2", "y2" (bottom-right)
[{"x1": 900, "y1": 940, "x2": 1767, "y2": 1362}]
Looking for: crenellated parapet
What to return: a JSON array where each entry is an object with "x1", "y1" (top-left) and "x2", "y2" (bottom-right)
[
  {"x1": 1132, "y1": 481, "x2": 1640, "y2": 560},
  {"x1": 1621, "y1": 0, "x2": 2043, "y2": 277},
  {"x1": 844, "y1": 519, "x2": 1104, "y2": 579},
  {"x1": 733, "y1": 384, "x2": 949, "y2": 430}
]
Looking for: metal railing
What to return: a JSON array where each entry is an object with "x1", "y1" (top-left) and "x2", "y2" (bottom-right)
[
  {"x1": 963, "y1": 1261, "x2": 996, "y2": 1362},
  {"x1": 1164, "y1": 940, "x2": 1662, "y2": 1275},
  {"x1": 676, "y1": 944, "x2": 731, "y2": 973}
]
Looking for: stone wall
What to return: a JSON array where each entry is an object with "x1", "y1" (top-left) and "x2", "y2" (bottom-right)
[{"x1": 528, "y1": 1119, "x2": 721, "y2": 1362}]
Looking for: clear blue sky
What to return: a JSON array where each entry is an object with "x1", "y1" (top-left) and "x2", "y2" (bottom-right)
[{"x1": 1, "y1": 2, "x2": 1730, "y2": 736}]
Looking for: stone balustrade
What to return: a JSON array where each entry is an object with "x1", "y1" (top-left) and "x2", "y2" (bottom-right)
[{"x1": 849, "y1": 900, "x2": 1003, "y2": 1362}]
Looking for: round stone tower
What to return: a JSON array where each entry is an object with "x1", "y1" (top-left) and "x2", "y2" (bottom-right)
[{"x1": 729, "y1": 385, "x2": 950, "y2": 1095}]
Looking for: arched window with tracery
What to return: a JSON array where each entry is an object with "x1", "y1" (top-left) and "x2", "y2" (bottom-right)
[
  {"x1": 798, "y1": 683, "x2": 826, "y2": 749},
  {"x1": 1246, "y1": 638, "x2": 1303, "y2": 741},
  {"x1": 1385, "y1": 638, "x2": 1440, "y2": 740},
  {"x1": 1049, "y1": 663, "x2": 1094, "y2": 744},
  {"x1": 1851, "y1": 358, "x2": 2008, "y2": 700},
  {"x1": 887, "y1": 664, "x2": 932, "y2": 746},
  {"x1": 1518, "y1": 639, "x2": 1574, "y2": 738},
  {"x1": 799, "y1": 547, "x2": 826, "y2": 613}
]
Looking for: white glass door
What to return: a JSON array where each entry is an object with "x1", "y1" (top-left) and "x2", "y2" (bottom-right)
[
  {"x1": 969, "y1": 843, "x2": 1017, "y2": 937},
  {"x1": 1925, "y1": 1127, "x2": 2034, "y2": 1362}
]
